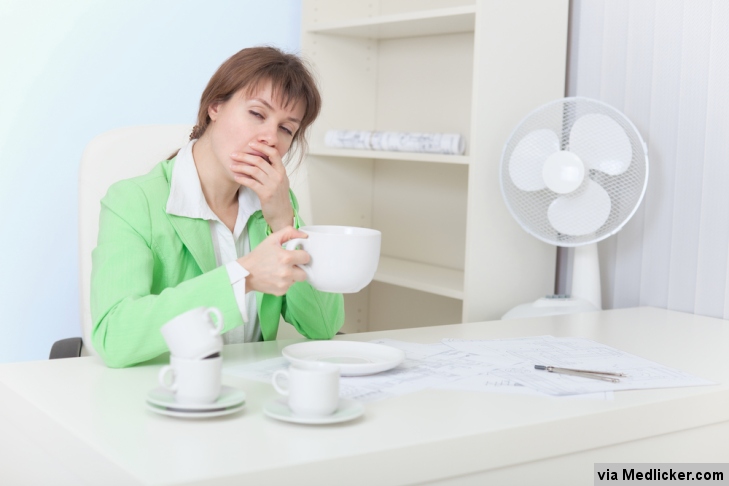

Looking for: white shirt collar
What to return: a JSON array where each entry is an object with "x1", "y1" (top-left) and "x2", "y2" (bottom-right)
[{"x1": 166, "y1": 139, "x2": 261, "y2": 238}]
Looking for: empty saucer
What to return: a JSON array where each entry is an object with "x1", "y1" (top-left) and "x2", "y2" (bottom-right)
[
  {"x1": 263, "y1": 398, "x2": 364, "y2": 425},
  {"x1": 282, "y1": 341, "x2": 404, "y2": 376}
]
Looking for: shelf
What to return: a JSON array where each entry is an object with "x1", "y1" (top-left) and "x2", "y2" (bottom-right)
[
  {"x1": 309, "y1": 147, "x2": 470, "y2": 165},
  {"x1": 306, "y1": 6, "x2": 476, "y2": 39},
  {"x1": 373, "y1": 256, "x2": 464, "y2": 300}
]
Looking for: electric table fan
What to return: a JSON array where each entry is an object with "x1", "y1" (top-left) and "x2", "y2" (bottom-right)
[{"x1": 499, "y1": 97, "x2": 648, "y2": 319}]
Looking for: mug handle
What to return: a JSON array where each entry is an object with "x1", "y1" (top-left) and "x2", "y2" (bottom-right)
[
  {"x1": 284, "y1": 238, "x2": 309, "y2": 272},
  {"x1": 272, "y1": 369, "x2": 290, "y2": 396},
  {"x1": 158, "y1": 366, "x2": 177, "y2": 392},
  {"x1": 284, "y1": 238, "x2": 306, "y2": 252},
  {"x1": 206, "y1": 307, "x2": 224, "y2": 335}
]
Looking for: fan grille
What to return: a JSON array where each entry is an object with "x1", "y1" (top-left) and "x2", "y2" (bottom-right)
[{"x1": 500, "y1": 97, "x2": 648, "y2": 247}]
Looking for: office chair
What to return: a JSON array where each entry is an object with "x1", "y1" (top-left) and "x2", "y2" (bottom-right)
[{"x1": 50, "y1": 125, "x2": 193, "y2": 359}]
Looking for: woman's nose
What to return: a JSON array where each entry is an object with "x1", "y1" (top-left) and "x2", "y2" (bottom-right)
[{"x1": 257, "y1": 122, "x2": 278, "y2": 147}]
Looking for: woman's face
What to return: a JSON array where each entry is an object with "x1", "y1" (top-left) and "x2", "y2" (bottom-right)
[{"x1": 205, "y1": 81, "x2": 305, "y2": 181}]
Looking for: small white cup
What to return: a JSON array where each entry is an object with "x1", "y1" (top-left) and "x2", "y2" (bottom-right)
[
  {"x1": 158, "y1": 355, "x2": 222, "y2": 404},
  {"x1": 272, "y1": 362, "x2": 340, "y2": 417},
  {"x1": 160, "y1": 307, "x2": 224, "y2": 360},
  {"x1": 284, "y1": 225, "x2": 381, "y2": 293}
]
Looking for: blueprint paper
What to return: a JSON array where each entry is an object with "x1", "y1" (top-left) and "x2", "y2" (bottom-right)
[{"x1": 441, "y1": 336, "x2": 716, "y2": 396}]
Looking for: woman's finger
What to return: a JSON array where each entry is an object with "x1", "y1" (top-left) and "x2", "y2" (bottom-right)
[
  {"x1": 273, "y1": 226, "x2": 307, "y2": 244},
  {"x1": 235, "y1": 173, "x2": 264, "y2": 193},
  {"x1": 248, "y1": 141, "x2": 284, "y2": 172},
  {"x1": 292, "y1": 267, "x2": 307, "y2": 283},
  {"x1": 230, "y1": 153, "x2": 273, "y2": 173},
  {"x1": 231, "y1": 162, "x2": 267, "y2": 183},
  {"x1": 285, "y1": 249, "x2": 311, "y2": 266}
]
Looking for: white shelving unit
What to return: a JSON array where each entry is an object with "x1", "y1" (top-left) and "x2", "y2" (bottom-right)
[
  {"x1": 309, "y1": 147, "x2": 470, "y2": 165},
  {"x1": 299, "y1": 0, "x2": 569, "y2": 333},
  {"x1": 307, "y1": 5, "x2": 476, "y2": 39}
]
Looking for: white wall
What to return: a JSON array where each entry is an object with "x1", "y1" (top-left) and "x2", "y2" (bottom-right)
[
  {"x1": 568, "y1": 0, "x2": 729, "y2": 319},
  {"x1": 0, "y1": 0, "x2": 302, "y2": 363}
]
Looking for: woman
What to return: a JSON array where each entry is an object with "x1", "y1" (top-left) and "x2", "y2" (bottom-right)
[{"x1": 91, "y1": 47, "x2": 344, "y2": 368}]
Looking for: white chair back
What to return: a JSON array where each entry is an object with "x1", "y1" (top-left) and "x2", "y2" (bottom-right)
[{"x1": 78, "y1": 125, "x2": 193, "y2": 355}]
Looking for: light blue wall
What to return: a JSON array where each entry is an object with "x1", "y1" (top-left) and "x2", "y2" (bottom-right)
[{"x1": 0, "y1": 0, "x2": 302, "y2": 363}]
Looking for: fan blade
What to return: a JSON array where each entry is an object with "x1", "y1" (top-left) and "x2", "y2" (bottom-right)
[
  {"x1": 547, "y1": 180, "x2": 611, "y2": 236},
  {"x1": 569, "y1": 113, "x2": 632, "y2": 175},
  {"x1": 508, "y1": 129, "x2": 559, "y2": 191}
]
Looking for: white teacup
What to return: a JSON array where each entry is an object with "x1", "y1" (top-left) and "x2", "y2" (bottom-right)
[
  {"x1": 158, "y1": 355, "x2": 222, "y2": 404},
  {"x1": 284, "y1": 225, "x2": 381, "y2": 293},
  {"x1": 160, "y1": 307, "x2": 224, "y2": 360},
  {"x1": 272, "y1": 362, "x2": 340, "y2": 417}
]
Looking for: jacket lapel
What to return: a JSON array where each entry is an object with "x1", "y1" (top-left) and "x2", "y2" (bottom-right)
[
  {"x1": 166, "y1": 212, "x2": 217, "y2": 274},
  {"x1": 161, "y1": 157, "x2": 217, "y2": 274}
]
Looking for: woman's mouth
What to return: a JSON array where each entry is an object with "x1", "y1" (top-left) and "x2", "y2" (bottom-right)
[{"x1": 248, "y1": 150, "x2": 271, "y2": 164}]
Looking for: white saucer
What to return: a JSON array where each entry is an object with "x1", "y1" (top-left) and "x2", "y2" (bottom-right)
[
  {"x1": 263, "y1": 398, "x2": 364, "y2": 425},
  {"x1": 147, "y1": 385, "x2": 246, "y2": 411},
  {"x1": 146, "y1": 401, "x2": 245, "y2": 419},
  {"x1": 282, "y1": 341, "x2": 405, "y2": 376}
]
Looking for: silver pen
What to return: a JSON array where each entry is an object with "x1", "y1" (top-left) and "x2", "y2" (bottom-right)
[{"x1": 534, "y1": 365, "x2": 626, "y2": 383}]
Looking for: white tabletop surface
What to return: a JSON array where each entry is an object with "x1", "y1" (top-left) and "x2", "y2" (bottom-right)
[{"x1": 1, "y1": 307, "x2": 728, "y2": 486}]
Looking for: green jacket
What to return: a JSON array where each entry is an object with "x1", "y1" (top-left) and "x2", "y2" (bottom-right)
[{"x1": 91, "y1": 158, "x2": 344, "y2": 368}]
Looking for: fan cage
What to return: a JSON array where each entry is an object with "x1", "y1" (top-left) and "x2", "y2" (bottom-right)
[{"x1": 499, "y1": 97, "x2": 649, "y2": 247}]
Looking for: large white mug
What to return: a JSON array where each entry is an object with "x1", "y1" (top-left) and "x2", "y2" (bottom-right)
[
  {"x1": 158, "y1": 355, "x2": 222, "y2": 404},
  {"x1": 284, "y1": 225, "x2": 381, "y2": 293},
  {"x1": 160, "y1": 307, "x2": 224, "y2": 360},
  {"x1": 272, "y1": 362, "x2": 340, "y2": 417}
]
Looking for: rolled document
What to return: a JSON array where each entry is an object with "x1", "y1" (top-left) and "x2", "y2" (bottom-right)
[
  {"x1": 370, "y1": 131, "x2": 465, "y2": 155},
  {"x1": 324, "y1": 130, "x2": 371, "y2": 150},
  {"x1": 324, "y1": 130, "x2": 465, "y2": 155}
]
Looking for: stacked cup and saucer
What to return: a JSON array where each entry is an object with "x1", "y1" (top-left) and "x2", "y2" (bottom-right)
[{"x1": 146, "y1": 307, "x2": 246, "y2": 419}]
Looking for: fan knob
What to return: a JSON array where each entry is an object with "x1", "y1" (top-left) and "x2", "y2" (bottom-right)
[{"x1": 542, "y1": 150, "x2": 585, "y2": 194}]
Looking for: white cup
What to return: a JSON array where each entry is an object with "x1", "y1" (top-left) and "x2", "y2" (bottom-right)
[
  {"x1": 272, "y1": 362, "x2": 340, "y2": 417},
  {"x1": 158, "y1": 355, "x2": 222, "y2": 404},
  {"x1": 160, "y1": 307, "x2": 224, "y2": 360},
  {"x1": 284, "y1": 225, "x2": 381, "y2": 293}
]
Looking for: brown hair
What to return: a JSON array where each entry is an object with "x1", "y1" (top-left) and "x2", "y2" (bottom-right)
[{"x1": 171, "y1": 46, "x2": 321, "y2": 167}]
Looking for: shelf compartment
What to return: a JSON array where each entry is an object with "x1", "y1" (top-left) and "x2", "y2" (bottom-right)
[
  {"x1": 373, "y1": 256, "x2": 464, "y2": 300},
  {"x1": 309, "y1": 147, "x2": 470, "y2": 165},
  {"x1": 306, "y1": 6, "x2": 476, "y2": 39}
]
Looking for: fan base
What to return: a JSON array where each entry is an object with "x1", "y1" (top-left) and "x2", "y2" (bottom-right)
[{"x1": 501, "y1": 296, "x2": 599, "y2": 320}]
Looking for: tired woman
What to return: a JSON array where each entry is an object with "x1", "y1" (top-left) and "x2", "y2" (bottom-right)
[{"x1": 91, "y1": 46, "x2": 344, "y2": 368}]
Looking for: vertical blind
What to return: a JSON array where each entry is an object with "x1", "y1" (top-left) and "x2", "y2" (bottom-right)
[{"x1": 568, "y1": 0, "x2": 729, "y2": 319}]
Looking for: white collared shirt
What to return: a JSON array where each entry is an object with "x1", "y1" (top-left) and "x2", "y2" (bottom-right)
[{"x1": 166, "y1": 139, "x2": 261, "y2": 343}]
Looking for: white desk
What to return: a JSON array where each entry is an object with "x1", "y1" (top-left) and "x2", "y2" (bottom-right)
[{"x1": 1, "y1": 307, "x2": 728, "y2": 485}]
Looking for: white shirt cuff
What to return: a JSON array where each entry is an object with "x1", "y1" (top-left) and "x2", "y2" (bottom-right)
[{"x1": 225, "y1": 261, "x2": 250, "y2": 323}]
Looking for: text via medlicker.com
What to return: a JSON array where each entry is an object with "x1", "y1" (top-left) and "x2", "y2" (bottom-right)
[{"x1": 595, "y1": 464, "x2": 728, "y2": 484}]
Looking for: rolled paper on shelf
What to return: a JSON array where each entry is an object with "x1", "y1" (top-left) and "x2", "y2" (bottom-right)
[
  {"x1": 324, "y1": 130, "x2": 371, "y2": 150},
  {"x1": 324, "y1": 130, "x2": 465, "y2": 155},
  {"x1": 370, "y1": 132, "x2": 465, "y2": 155}
]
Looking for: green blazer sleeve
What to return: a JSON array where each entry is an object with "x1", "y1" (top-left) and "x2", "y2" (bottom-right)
[
  {"x1": 281, "y1": 282, "x2": 345, "y2": 339},
  {"x1": 91, "y1": 178, "x2": 243, "y2": 368}
]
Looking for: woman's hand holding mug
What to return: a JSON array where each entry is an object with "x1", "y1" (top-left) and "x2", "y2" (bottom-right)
[{"x1": 237, "y1": 226, "x2": 310, "y2": 296}]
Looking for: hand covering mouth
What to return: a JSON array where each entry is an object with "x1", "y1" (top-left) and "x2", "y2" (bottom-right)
[{"x1": 248, "y1": 150, "x2": 271, "y2": 164}]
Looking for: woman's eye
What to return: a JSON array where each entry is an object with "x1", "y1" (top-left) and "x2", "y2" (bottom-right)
[
  {"x1": 280, "y1": 126, "x2": 293, "y2": 136},
  {"x1": 249, "y1": 110, "x2": 264, "y2": 119}
]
